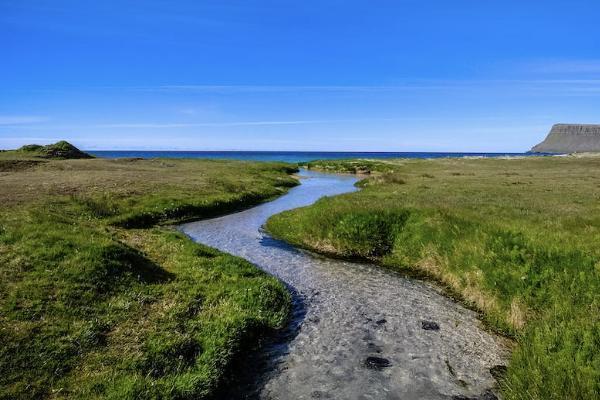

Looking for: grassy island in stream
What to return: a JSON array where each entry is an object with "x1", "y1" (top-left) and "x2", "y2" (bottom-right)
[
  {"x1": 267, "y1": 157, "x2": 600, "y2": 400},
  {"x1": 0, "y1": 143, "x2": 297, "y2": 399}
]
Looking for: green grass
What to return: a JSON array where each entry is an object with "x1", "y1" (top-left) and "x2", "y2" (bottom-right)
[
  {"x1": 267, "y1": 156, "x2": 600, "y2": 400},
  {"x1": 0, "y1": 156, "x2": 297, "y2": 399}
]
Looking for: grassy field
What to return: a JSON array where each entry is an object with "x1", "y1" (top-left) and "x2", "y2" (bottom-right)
[
  {"x1": 0, "y1": 152, "x2": 297, "y2": 399},
  {"x1": 267, "y1": 156, "x2": 600, "y2": 400}
]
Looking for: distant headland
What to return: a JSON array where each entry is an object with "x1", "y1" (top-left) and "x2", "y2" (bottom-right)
[{"x1": 532, "y1": 124, "x2": 600, "y2": 153}]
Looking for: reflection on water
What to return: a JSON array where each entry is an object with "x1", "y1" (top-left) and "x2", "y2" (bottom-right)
[{"x1": 181, "y1": 169, "x2": 509, "y2": 400}]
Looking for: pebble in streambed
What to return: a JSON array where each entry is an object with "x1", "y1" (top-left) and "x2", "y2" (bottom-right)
[
  {"x1": 422, "y1": 320, "x2": 441, "y2": 331},
  {"x1": 364, "y1": 356, "x2": 392, "y2": 370},
  {"x1": 181, "y1": 170, "x2": 511, "y2": 400}
]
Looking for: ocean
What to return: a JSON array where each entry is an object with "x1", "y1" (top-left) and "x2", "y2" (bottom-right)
[{"x1": 87, "y1": 151, "x2": 533, "y2": 163}]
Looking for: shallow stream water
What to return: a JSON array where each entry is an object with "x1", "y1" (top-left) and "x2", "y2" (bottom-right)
[{"x1": 181, "y1": 169, "x2": 510, "y2": 400}]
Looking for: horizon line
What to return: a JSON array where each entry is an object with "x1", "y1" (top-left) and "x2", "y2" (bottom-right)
[{"x1": 85, "y1": 149, "x2": 530, "y2": 154}]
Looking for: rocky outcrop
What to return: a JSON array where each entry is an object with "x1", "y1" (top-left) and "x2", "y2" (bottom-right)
[{"x1": 531, "y1": 124, "x2": 600, "y2": 153}]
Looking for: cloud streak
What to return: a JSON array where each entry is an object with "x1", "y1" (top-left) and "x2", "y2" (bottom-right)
[
  {"x1": 156, "y1": 80, "x2": 600, "y2": 90},
  {"x1": 93, "y1": 119, "x2": 398, "y2": 129},
  {"x1": 0, "y1": 115, "x2": 48, "y2": 125},
  {"x1": 524, "y1": 60, "x2": 600, "y2": 75},
  {"x1": 6, "y1": 79, "x2": 600, "y2": 96}
]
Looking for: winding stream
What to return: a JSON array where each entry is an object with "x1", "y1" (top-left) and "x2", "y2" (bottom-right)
[{"x1": 181, "y1": 169, "x2": 510, "y2": 400}]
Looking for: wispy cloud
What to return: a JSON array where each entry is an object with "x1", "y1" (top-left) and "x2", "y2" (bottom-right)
[
  {"x1": 93, "y1": 119, "x2": 387, "y2": 128},
  {"x1": 7, "y1": 80, "x2": 600, "y2": 96},
  {"x1": 153, "y1": 84, "x2": 460, "y2": 93},
  {"x1": 140, "y1": 80, "x2": 600, "y2": 96},
  {"x1": 2, "y1": 115, "x2": 557, "y2": 134},
  {"x1": 0, "y1": 115, "x2": 48, "y2": 125},
  {"x1": 1, "y1": 118, "x2": 397, "y2": 131},
  {"x1": 525, "y1": 60, "x2": 600, "y2": 75}
]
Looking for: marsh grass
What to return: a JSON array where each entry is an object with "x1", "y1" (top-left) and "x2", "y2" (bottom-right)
[
  {"x1": 267, "y1": 156, "x2": 600, "y2": 400},
  {"x1": 0, "y1": 156, "x2": 296, "y2": 399}
]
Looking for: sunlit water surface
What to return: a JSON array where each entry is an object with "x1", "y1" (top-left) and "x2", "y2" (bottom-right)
[{"x1": 181, "y1": 170, "x2": 509, "y2": 400}]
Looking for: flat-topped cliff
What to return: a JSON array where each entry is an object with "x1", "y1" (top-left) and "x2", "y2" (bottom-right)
[{"x1": 532, "y1": 124, "x2": 600, "y2": 153}]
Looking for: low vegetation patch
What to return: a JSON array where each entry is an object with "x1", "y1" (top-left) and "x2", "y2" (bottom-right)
[
  {"x1": 0, "y1": 151, "x2": 297, "y2": 399},
  {"x1": 303, "y1": 158, "x2": 395, "y2": 174},
  {"x1": 0, "y1": 159, "x2": 45, "y2": 172},
  {"x1": 267, "y1": 156, "x2": 600, "y2": 400}
]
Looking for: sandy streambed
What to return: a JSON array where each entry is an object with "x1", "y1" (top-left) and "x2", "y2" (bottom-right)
[{"x1": 181, "y1": 169, "x2": 510, "y2": 400}]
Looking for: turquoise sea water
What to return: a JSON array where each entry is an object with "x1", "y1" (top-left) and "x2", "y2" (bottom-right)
[{"x1": 88, "y1": 151, "x2": 536, "y2": 163}]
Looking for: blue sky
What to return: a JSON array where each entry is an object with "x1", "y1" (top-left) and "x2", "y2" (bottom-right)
[{"x1": 1, "y1": 1, "x2": 600, "y2": 151}]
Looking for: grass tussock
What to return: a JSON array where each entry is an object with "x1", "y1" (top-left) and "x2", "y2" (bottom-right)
[
  {"x1": 267, "y1": 156, "x2": 600, "y2": 400},
  {"x1": 0, "y1": 156, "x2": 297, "y2": 399}
]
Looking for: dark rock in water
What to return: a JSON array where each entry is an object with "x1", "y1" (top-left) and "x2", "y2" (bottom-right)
[
  {"x1": 445, "y1": 359, "x2": 456, "y2": 377},
  {"x1": 367, "y1": 342, "x2": 382, "y2": 353},
  {"x1": 421, "y1": 320, "x2": 440, "y2": 331},
  {"x1": 376, "y1": 318, "x2": 387, "y2": 325},
  {"x1": 531, "y1": 123, "x2": 600, "y2": 153},
  {"x1": 364, "y1": 356, "x2": 391, "y2": 370},
  {"x1": 451, "y1": 389, "x2": 498, "y2": 400},
  {"x1": 481, "y1": 389, "x2": 499, "y2": 400},
  {"x1": 489, "y1": 364, "x2": 507, "y2": 381}
]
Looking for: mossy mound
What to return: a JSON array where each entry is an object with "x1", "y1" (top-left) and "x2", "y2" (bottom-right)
[{"x1": 18, "y1": 141, "x2": 93, "y2": 159}]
